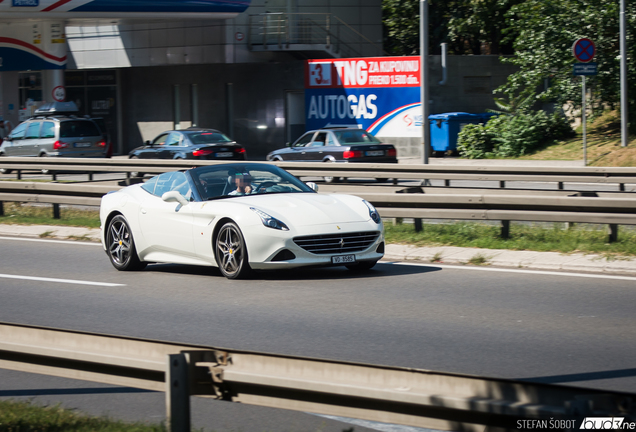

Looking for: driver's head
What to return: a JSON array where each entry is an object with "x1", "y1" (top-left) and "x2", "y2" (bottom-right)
[{"x1": 232, "y1": 172, "x2": 252, "y2": 186}]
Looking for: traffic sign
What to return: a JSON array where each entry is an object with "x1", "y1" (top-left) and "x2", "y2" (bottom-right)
[
  {"x1": 572, "y1": 38, "x2": 595, "y2": 63},
  {"x1": 52, "y1": 85, "x2": 66, "y2": 102},
  {"x1": 573, "y1": 63, "x2": 597, "y2": 76}
]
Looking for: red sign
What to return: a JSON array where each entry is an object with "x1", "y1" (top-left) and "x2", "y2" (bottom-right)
[
  {"x1": 52, "y1": 85, "x2": 66, "y2": 102},
  {"x1": 572, "y1": 38, "x2": 595, "y2": 63},
  {"x1": 306, "y1": 56, "x2": 420, "y2": 89}
]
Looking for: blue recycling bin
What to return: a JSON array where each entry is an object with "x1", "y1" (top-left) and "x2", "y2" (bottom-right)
[
  {"x1": 475, "y1": 112, "x2": 498, "y2": 124},
  {"x1": 428, "y1": 112, "x2": 481, "y2": 153}
]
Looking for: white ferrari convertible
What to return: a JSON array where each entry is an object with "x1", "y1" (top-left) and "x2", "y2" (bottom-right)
[{"x1": 100, "y1": 163, "x2": 385, "y2": 279}]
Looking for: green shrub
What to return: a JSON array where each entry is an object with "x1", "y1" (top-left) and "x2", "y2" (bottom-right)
[
  {"x1": 457, "y1": 111, "x2": 574, "y2": 158},
  {"x1": 457, "y1": 123, "x2": 493, "y2": 159}
]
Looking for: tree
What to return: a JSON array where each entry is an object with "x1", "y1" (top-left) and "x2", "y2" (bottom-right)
[
  {"x1": 497, "y1": 0, "x2": 636, "y2": 131},
  {"x1": 382, "y1": 0, "x2": 519, "y2": 55}
]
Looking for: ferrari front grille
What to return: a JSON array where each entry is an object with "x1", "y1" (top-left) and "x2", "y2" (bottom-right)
[{"x1": 293, "y1": 231, "x2": 380, "y2": 255}]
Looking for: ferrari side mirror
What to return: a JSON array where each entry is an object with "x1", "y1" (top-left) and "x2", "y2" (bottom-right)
[{"x1": 162, "y1": 191, "x2": 189, "y2": 207}]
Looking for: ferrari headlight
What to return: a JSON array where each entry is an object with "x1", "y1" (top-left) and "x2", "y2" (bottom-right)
[
  {"x1": 363, "y1": 200, "x2": 381, "y2": 224},
  {"x1": 250, "y1": 207, "x2": 289, "y2": 231}
]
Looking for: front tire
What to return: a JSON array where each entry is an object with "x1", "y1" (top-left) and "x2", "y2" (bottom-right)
[
  {"x1": 215, "y1": 222, "x2": 252, "y2": 279},
  {"x1": 106, "y1": 214, "x2": 147, "y2": 271}
]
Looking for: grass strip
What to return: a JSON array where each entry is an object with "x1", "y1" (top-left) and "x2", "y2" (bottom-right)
[
  {"x1": 0, "y1": 202, "x2": 100, "y2": 229},
  {"x1": 384, "y1": 221, "x2": 636, "y2": 258},
  {"x1": 0, "y1": 400, "x2": 169, "y2": 432}
]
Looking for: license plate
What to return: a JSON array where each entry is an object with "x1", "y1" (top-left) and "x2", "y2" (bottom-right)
[
  {"x1": 365, "y1": 150, "x2": 384, "y2": 156},
  {"x1": 74, "y1": 142, "x2": 91, "y2": 148},
  {"x1": 216, "y1": 152, "x2": 233, "y2": 157},
  {"x1": 332, "y1": 254, "x2": 356, "y2": 264}
]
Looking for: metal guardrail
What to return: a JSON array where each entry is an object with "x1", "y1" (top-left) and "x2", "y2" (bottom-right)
[
  {"x1": 1, "y1": 158, "x2": 636, "y2": 240},
  {"x1": 0, "y1": 321, "x2": 634, "y2": 432},
  {"x1": 1, "y1": 157, "x2": 636, "y2": 190}
]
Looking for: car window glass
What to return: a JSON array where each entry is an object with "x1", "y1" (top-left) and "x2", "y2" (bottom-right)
[
  {"x1": 334, "y1": 130, "x2": 381, "y2": 144},
  {"x1": 188, "y1": 132, "x2": 232, "y2": 145},
  {"x1": 153, "y1": 133, "x2": 170, "y2": 146},
  {"x1": 8, "y1": 122, "x2": 27, "y2": 140},
  {"x1": 309, "y1": 133, "x2": 327, "y2": 147},
  {"x1": 59, "y1": 121, "x2": 100, "y2": 138},
  {"x1": 168, "y1": 171, "x2": 192, "y2": 200},
  {"x1": 165, "y1": 132, "x2": 181, "y2": 146},
  {"x1": 154, "y1": 172, "x2": 178, "y2": 197},
  {"x1": 190, "y1": 164, "x2": 314, "y2": 200},
  {"x1": 293, "y1": 132, "x2": 314, "y2": 147},
  {"x1": 326, "y1": 133, "x2": 336, "y2": 146},
  {"x1": 40, "y1": 122, "x2": 55, "y2": 139},
  {"x1": 25, "y1": 122, "x2": 41, "y2": 139},
  {"x1": 141, "y1": 176, "x2": 158, "y2": 195}
]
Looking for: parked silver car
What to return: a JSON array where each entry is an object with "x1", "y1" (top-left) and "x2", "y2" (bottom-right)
[{"x1": 0, "y1": 102, "x2": 106, "y2": 165}]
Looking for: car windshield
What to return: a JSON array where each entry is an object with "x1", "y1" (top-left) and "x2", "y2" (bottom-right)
[
  {"x1": 334, "y1": 130, "x2": 381, "y2": 145},
  {"x1": 186, "y1": 131, "x2": 232, "y2": 144},
  {"x1": 190, "y1": 163, "x2": 314, "y2": 201}
]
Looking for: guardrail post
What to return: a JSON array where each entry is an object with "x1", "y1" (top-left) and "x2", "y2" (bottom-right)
[
  {"x1": 620, "y1": 183, "x2": 625, "y2": 191},
  {"x1": 558, "y1": 182, "x2": 564, "y2": 190},
  {"x1": 0, "y1": 201, "x2": 3, "y2": 216},
  {"x1": 166, "y1": 353, "x2": 191, "y2": 432},
  {"x1": 608, "y1": 224, "x2": 619, "y2": 243},
  {"x1": 414, "y1": 218, "x2": 422, "y2": 232},
  {"x1": 501, "y1": 220, "x2": 510, "y2": 239},
  {"x1": 444, "y1": 180, "x2": 450, "y2": 187},
  {"x1": 17, "y1": 170, "x2": 21, "y2": 180},
  {"x1": 499, "y1": 181, "x2": 505, "y2": 188},
  {"x1": 53, "y1": 204, "x2": 60, "y2": 219}
]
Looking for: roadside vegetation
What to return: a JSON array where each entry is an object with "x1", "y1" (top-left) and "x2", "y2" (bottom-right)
[
  {"x1": 0, "y1": 202, "x2": 100, "y2": 228},
  {"x1": 458, "y1": 109, "x2": 636, "y2": 166},
  {"x1": 0, "y1": 400, "x2": 170, "y2": 432},
  {"x1": 384, "y1": 222, "x2": 636, "y2": 258}
]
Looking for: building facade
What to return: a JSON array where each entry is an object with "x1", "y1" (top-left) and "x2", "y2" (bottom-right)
[{"x1": 0, "y1": 0, "x2": 516, "y2": 160}]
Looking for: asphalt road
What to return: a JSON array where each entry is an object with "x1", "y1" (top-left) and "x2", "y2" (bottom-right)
[{"x1": 1, "y1": 235, "x2": 635, "y2": 430}]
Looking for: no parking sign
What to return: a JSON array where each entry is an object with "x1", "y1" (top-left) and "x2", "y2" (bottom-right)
[{"x1": 572, "y1": 38, "x2": 595, "y2": 63}]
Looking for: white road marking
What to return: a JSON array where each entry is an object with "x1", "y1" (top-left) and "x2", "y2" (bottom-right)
[
  {"x1": 0, "y1": 236, "x2": 101, "y2": 246},
  {"x1": 389, "y1": 262, "x2": 636, "y2": 281},
  {"x1": 0, "y1": 274, "x2": 124, "y2": 287},
  {"x1": 310, "y1": 413, "x2": 442, "y2": 432}
]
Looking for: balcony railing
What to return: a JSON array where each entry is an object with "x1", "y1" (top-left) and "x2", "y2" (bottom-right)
[{"x1": 247, "y1": 13, "x2": 384, "y2": 58}]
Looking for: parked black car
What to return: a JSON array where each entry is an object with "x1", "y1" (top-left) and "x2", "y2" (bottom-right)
[
  {"x1": 128, "y1": 128, "x2": 246, "y2": 177},
  {"x1": 266, "y1": 127, "x2": 397, "y2": 182}
]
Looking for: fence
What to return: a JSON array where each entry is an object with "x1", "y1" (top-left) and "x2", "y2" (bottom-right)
[
  {"x1": 1, "y1": 157, "x2": 636, "y2": 191},
  {"x1": 1, "y1": 158, "x2": 636, "y2": 240},
  {"x1": 0, "y1": 321, "x2": 633, "y2": 432}
]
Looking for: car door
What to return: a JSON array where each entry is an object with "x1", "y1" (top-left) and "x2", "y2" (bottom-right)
[
  {"x1": 139, "y1": 132, "x2": 170, "y2": 159},
  {"x1": 22, "y1": 121, "x2": 42, "y2": 156},
  {"x1": 137, "y1": 171, "x2": 196, "y2": 258},
  {"x1": 38, "y1": 121, "x2": 56, "y2": 154},
  {"x1": 285, "y1": 132, "x2": 315, "y2": 160},
  {"x1": 156, "y1": 132, "x2": 182, "y2": 159},
  {"x1": 2, "y1": 122, "x2": 27, "y2": 156},
  {"x1": 304, "y1": 131, "x2": 329, "y2": 161}
]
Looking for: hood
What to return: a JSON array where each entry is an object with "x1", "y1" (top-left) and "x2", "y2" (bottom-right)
[{"x1": 233, "y1": 193, "x2": 368, "y2": 227}]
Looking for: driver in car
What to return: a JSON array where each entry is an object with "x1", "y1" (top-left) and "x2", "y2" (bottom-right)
[{"x1": 228, "y1": 172, "x2": 255, "y2": 196}]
